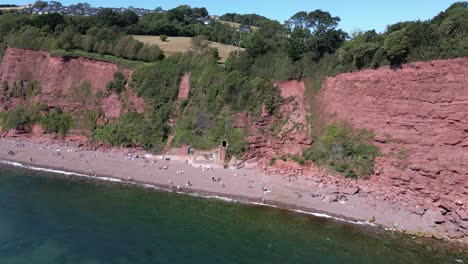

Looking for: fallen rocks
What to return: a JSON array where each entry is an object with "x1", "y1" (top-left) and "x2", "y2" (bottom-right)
[
  {"x1": 438, "y1": 199, "x2": 453, "y2": 212},
  {"x1": 322, "y1": 194, "x2": 339, "y2": 203},
  {"x1": 456, "y1": 208, "x2": 468, "y2": 221},
  {"x1": 422, "y1": 209, "x2": 445, "y2": 227},
  {"x1": 411, "y1": 206, "x2": 426, "y2": 215},
  {"x1": 447, "y1": 230, "x2": 464, "y2": 239},
  {"x1": 341, "y1": 187, "x2": 359, "y2": 195}
]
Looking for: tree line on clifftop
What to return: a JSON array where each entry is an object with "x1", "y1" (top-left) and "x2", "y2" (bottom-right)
[{"x1": 0, "y1": 2, "x2": 467, "y2": 178}]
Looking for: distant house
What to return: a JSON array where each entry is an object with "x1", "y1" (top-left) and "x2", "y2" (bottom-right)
[
  {"x1": 198, "y1": 17, "x2": 212, "y2": 25},
  {"x1": 24, "y1": 3, "x2": 154, "y2": 17},
  {"x1": 238, "y1": 25, "x2": 252, "y2": 34}
]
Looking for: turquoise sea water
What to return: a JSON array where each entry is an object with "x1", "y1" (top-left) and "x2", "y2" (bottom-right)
[{"x1": 0, "y1": 164, "x2": 466, "y2": 264}]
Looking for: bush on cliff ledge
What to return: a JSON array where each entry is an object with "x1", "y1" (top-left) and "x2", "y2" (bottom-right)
[
  {"x1": 41, "y1": 111, "x2": 73, "y2": 137},
  {"x1": 92, "y1": 112, "x2": 167, "y2": 151},
  {"x1": 303, "y1": 124, "x2": 380, "y2": 178}
]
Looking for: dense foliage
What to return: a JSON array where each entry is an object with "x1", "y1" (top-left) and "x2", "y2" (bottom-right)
[
  {"x1": 219, "y1": 13, "x2": 271, "y2": 27},
  {"x1": 92, "y1": 60, "x2": 183, "y2": 151},
  {"x1": 106, "y1": 72, "x2": 127, "y2": 94},
  {"x1": 41, "y1": 111, "x2": 72, "y2": 136},
  {"x1": 0, "y1": 103, "x2": 72, "y2": 137},
  {"x1": 303, "y1": 124, "x2": 380, "y2": 178},
  {"x1": 92, "y1": 112, "x2": 167, "y2": 149}
]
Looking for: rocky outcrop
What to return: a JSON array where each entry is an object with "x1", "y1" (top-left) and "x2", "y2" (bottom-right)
[
  {"x1": 0, "y1": 48, "x2": 144, "y2": 117},
  {"x1": 241, "y1": 80, "x2": 313, "y2": 161},
  {"x1": 318, "y1": 57, "x2": 468, "y2": 239}
]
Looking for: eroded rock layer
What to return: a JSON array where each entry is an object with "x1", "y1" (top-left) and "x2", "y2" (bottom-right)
[
  {"x1": 318, "y1": 58, "x2": 468, "y2": 237},
  {"x1": 0, "y1": 48, "x2": 143, "y2": 116}
]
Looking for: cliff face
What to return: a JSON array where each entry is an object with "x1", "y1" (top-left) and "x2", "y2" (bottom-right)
[
  {"x1": 0, "y1": 48, "x2": 143, "y2": 117},
  {"x1": 318, "y1": 58, "x2": 468, "y2": 236},
  {"x1": 240, "y1": 80, "x2": 313, "y2": 161}
]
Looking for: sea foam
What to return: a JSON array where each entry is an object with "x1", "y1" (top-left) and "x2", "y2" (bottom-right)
[
  {"x1": 0, "y1": 160, "x2": 122, "y2": 183},
  {"x1": 0, "y1": 159, "x2": 376, "y2": 227}
]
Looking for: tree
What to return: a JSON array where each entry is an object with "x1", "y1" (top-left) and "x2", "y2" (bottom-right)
[
  {"x1": 96, "y1": 8, "x2": 121, "y2": 27},
  {"x1": 307, "y1": 10, "x2": 341, "y2": 36},
  {"x1": 192, "y1": 7, "x2": 208, "y2": 18},
  {"x1": 35, "y1": 13, "x2": 65, "y2": 32},
  {"x1": 285, "y1": 10, "x2": 343, "y2": 61},
  {"x1": 33, "y1": 1, "x2": 48, "y2": 8},
  {"x1": 113, "y1": 36, "x2": 143, "y2": 59},
  {"x1": 168, "y1": 5, "x2": 192, "y2": 23},
  {"x1": 383, "y1": 29, "x2": 410, "y2": 68},
  {"x1": 76, "y1": 3, "x2": 91, "y2": 9},
  {"x1": 120, "y1": 10, "x2": 139, "y2": 26},
  {"x1": 57, "y1": 28, "x2": 80, "y2": 50},
  {"x1": 286, "y1": 9, "x2": 340, "y2": 36},
  {"x1": 49, "y1": 1, "x2": 62, "y2": 7},
  {"x1": 191, "y1": 35, "x2": 210, "y2": 54}
]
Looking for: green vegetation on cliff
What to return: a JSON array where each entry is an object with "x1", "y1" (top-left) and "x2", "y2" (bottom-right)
[
  {"x1": 0, "y1": 2, "x2": 467, "y2": 175},
  {"x1": 303, "y1": 124, "x2": 380, "y2": 178},
  {"x1": 1, "y1": 103, "x2": 71, "y2": 137}
]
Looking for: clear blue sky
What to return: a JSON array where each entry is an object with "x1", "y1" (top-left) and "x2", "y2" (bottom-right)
[{"x1": 8, "y1": 0, "x2": 460, "y2": 32}]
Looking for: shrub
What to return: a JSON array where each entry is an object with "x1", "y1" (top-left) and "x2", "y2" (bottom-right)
[
  {"x1": 7, "y1": 26, "x2": 57, "y2": 51},
  {"x1": 92, "y1": 112, "x2": 166, "y2": 151},
  {"x1": 160, "y1": 35, "x2": 168, "y2": 42},
  {"x1": 191, "y1": 35, "x2": 210, "y2": 54},
  {"x1": 248, "y1": 77, "x2": 283, "y2": 115},
  {"x1": 41, "y1": 111, "x2": 73, "y2": 136},
  {"x1": 1, "y1": 106, "x2": 31, "y2": 131},
  {"x1": 270, "y1": 157, "x2": 277, "y2": 166},
  {"x1": 303, "y1": 124, "x2": 380, "y2": 178},
  {"x1": 139, "y1": 45, "x2": 164, "y2": 62},
  {"x1": 383, "y1": 29, "x2": 410, "y2": 68},
  {"x1": 251, "y1": 52, "x2": 299, "y2": 81},
  {"x1": 106, "y1": 72, "x2": 127, "y2": 94},
  {"x1": 291, "y1": 155, "x2": 306, "y2": 166}
]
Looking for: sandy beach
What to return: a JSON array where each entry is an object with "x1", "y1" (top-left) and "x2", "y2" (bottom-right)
[{"x1": 0, "y1": 138, "x2": 466, "y2": 246}]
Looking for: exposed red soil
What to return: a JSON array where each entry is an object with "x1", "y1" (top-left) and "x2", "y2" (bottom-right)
[
  {"x1": 242, "y1": 80, "x2": 312, "y2": 161},
  {"x1": 177, "y1": 73, "x2": 191, "y2": 100},
  {"x1": 0, "y1": 48, "x2": 144, "y2": 118}
]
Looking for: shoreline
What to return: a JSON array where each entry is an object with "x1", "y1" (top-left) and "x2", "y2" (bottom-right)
[
  {"x1": 0, "y1": 138, "x2": 467, "y2": 249},
  {"x1": 0, "y1": 159, "x2": 376, "y2": 227}
]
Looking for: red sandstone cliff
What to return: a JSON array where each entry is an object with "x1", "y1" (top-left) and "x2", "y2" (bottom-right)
[
  {"x1": 318, "y1": 58, "x2": 468, "y2": 238},
  {"x1": 240, "y1": 80, "x2": 313, "y2": 160},
  {"x1": 0, "y1": 48, "x2": 144, "y2": 118}
]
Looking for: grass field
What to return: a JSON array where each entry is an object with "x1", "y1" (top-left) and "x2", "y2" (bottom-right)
[{"x1": 132, "y1": 35, "x2": 244, "y2": 63}]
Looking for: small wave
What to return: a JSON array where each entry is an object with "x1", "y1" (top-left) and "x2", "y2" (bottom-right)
[
  {"x1": 291, "y1": 209, "x2": 377, "y2": 226},
  {"x1": 0, "y1": 160, "x2": 376, "y2": 227},
  {"x1": 0, "y1": 160, "x2": 122, "y2": 183}
]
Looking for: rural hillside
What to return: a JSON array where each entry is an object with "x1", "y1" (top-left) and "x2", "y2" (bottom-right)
[{"x1": 0, "y1": 1, "x2": 467, "y2": 241}]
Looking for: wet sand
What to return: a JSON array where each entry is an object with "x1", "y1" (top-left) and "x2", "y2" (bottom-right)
[{"x1": 0, "y1": 138, "x2": 465, "y2": 245}]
